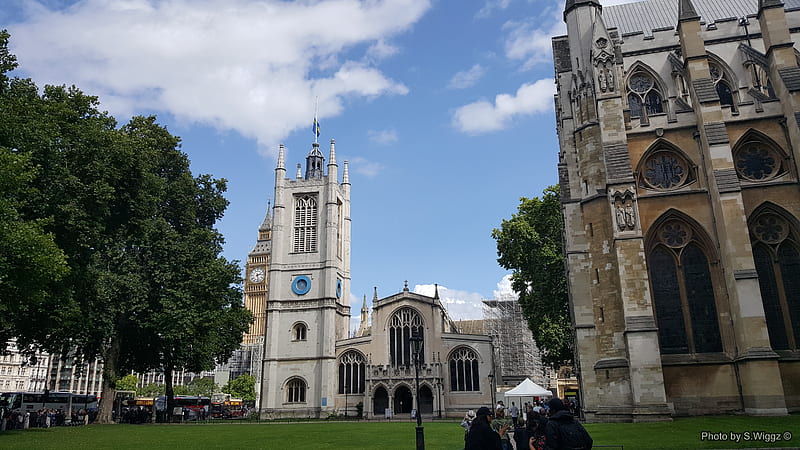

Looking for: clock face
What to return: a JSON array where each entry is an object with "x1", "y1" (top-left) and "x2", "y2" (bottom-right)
[{"x1": 249, "y1": 267, "x2": 265, "y2": 283}]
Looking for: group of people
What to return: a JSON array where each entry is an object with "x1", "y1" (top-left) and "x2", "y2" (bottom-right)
[
  {"x1": 1, "y1": 407, "x2": 94, "y2": 430},
  {"x1": 461, "y1": 397, "x2": 592, "y2": 450}
]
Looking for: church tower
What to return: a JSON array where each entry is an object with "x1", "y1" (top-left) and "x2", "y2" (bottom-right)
[
  {"x1": 243, "y1": 203, "x2": 272, "y2": 346},
  {"x1": 259, "y1": 140, "x2": 351, "y2": 418}
]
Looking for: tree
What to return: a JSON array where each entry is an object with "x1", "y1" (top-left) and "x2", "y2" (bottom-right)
[
  {"x1": 137, "y1": 383, "x2": 165, "y2": 397},
  {"x1": 115, "y1": 374, "x2": 139, "y2": 392},
  {"x1": 222, "y1": 373, "x2": 256, "y2": 402},
  {"x1": 492, "y1": 185, "x2": 573, "y2": 368},
  {"x1": 186, "y1": 377, "x2": 218, "y2": 397},
  {"x1": 0, "y1": 31, "x2": 251, "y2": 423}
]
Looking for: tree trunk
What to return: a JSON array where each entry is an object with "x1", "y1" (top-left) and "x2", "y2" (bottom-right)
[
  {"x1": 164, "y1": 361, "x2": 175, "y2": 423},
  {"x1": 96, "y1": 335, "x2": 122, "y2": 424}
]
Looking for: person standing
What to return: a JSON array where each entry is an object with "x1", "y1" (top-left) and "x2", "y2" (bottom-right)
[
  {"x1": 543, "y1": 398, "x2": 592, "y2": 450},
  {"x1": 509, "y1": 402, "x2": 519, "y2": 427},
  {"x1": 491, "y1": 409, "x2": 513, "y2": 450},
  {"x1": 466, "y1": 407, "x2": 506, "y2": 450}
]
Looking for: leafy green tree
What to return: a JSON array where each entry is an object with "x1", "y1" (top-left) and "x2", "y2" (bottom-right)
[
  {"x1": 137, "y1": 383, "x2": 165, "y2": 397},
  {"x1": 0, "y1": 31, "x2": 250, "y2": 423},
  {"x1": 492, "y1": 185, "x2": 573, "y2": 368},
  {"x1": 115, "y1": 374, "x2": 139, "y2": 392},
  {"x1": 222, "y1": 373, "x2": 256, "y2": 402},
  {"x1": 186, "y1": 377, "x2": 218, "y2": 397}
]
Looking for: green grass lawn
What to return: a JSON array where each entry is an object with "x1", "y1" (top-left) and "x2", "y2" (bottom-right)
[{"x1": 1, "y1": 415, "x2": 798, "y2": 449}]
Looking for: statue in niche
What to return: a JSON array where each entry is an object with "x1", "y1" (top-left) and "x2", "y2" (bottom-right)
[
  {"x1": 615, "y1": 202, "x2": 627, "y2": 230},
  {"x1": 624, "y1": 202, "x2": 636, "y2": 228},
  {"x1": 598, "y1": 69, "x2": 607, "y2": 93}
]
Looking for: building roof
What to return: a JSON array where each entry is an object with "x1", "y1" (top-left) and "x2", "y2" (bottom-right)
[{"x1": 603, "y1": 0, "x2": 800, "y2": 36}]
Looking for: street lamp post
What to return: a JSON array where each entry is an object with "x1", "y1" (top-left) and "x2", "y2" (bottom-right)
[
  {"x1": 410, "y1": 330, "x2": 425, "y2": 450},
  {"x1": 488, "y1": 373, "x2": 496, "y2": 408}
]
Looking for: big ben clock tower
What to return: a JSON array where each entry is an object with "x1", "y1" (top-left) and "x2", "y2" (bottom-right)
[
  {"x1": 259, "y1": 139, "x2": 351, "y2": 418},
  {"x1": 243, "y1": 206, "x2": 272, "y2": 345}
]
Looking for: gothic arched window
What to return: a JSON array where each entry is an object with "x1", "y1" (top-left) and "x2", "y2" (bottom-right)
[
  {"x1": 733, "y1": 132, "x2": 786, "y2": 182},
  {"x1": 293, "y1": 195, "x2": 317, "y2": 253},
  {"x1": 709, "y1": 62, "x2": 736, "y2": 110},
  {"x1": 628, "y1": 70, "x2": 664, "y2": 120},
  {"x1": 389, "y1": 308, "x2": 424, "y2": 366},
  {"x1": 637, "y1": 141, "x2": 696, "y2": 191},
  {"x1": 449, "y1": 347, "x2": 480, "y2": 392},
  {"x1": 750, "y1": 209, "x2": 800, "y2": 351},
  {"x1": 647, "y1": 218, "x2": 723, "y2": 354},
  {"x1": 286, "y1": 378, "x2": 306, "y2": 403},
  {"x1": 293, "y1": 323, "x2": 307, "y2": 341},
  {"x1": 338, "y1": 351, "x2": 366, "y2": 394}
]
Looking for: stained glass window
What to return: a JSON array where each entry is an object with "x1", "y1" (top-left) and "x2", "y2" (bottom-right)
[
  {"x1": 648, "y1": 219, "x2": 723, "y2": 354},
  {"x1": 644, "y1": 154, "x2": 687, "y2": 189},
  {"x1": 735, "y1": 145, "x2": 779, "y2": 181},
  {"x1": 627, "y1": 70, "x2": 663, "y2": 119},
  {"x1": 750, "y1": 210, "x2": 800, "y2": 351},
  {"x1": 449, "y1": 347, "x2": 480, "y2": 391}
]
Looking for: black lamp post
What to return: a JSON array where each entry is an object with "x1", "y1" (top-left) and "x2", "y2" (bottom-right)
[
  {"x1": 410, "y1": 330, "x2": 425, "y2": 450},
  {"x1": 488, "y1": 373, "x2": 496, "y2": 408}
]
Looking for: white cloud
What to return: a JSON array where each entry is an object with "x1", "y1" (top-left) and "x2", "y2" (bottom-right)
[
  {"x1": 366, "y1": 39, "x2": 400, "y2": 61},
  {"x1": 452, "y1": 78, "x2": 555, "y2": 134},
  {"x1": 367, "y1": 129, "x2": 399, "y2": 145},
  {"x1": 414, "y1": 284, "x2": 487, "y2": 321},
  {"x1": 502, "y1": 13, "x2": 565, "y2": 70},
  {"x1": 347, "y1": 156, "x2": 385, "y2": 177},
  {"x1": 476, "y1": 0, "x2": 512, "y2": 18},
  {"x1": 493, "y1": 274, "x2": 518, "y2": 301},
  {"x1": 7, "y1": 0, "x2": 430, "y2": 152},
  {"x1": 447, "y1": 64, "x2": 486, "y2": 90}
]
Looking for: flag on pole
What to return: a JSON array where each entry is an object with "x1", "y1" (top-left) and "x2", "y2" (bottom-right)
[{"x1": 313, "y1": 117, "x2": 321, "y2": 139}]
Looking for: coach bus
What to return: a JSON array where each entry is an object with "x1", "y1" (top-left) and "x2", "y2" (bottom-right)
[
  {"x1": 154, "y1": 395, "x2": 211, "y2": 420},
  {"x1": 0, "y1": 391, "x2": 98, "y2": 412}
]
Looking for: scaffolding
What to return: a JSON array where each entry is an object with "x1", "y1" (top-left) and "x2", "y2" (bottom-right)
[{"x1": 482, "y1": 294, "x2": 551, "y2": 389}]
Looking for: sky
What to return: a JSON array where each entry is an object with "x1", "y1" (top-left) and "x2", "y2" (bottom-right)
[{"x1": 2, "y1": 0, "x2": 633, "y2": 331}]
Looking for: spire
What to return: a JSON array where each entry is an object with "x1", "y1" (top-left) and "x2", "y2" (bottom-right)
[
  {"x1": 259, "y1": 200, "x2": 272, "y2": 231},
  {"x1": 678, "y1": 0, "x2": 700, "y2": 22},
  {"x1": 296, "y1": 163, "x2": 302, "y2": 179},
  {"x1": 342, "y1": 160, "x2": 350, "y2": 184},
  {"x1": 277, "y1": 144, "x2": 285, "y2": 170},
  {"x1": 373, "y1": 286, "x2": 378, "y2": 301},
  {"x1": 361, "y1": 294, "x2": 369, "y2": 313},
  {"x1": 305, "y1": 142, "x2": 325, "y2": 179},
  {"x1": 328, "y1": 139, "x2": 337, "y2": 166},
  {"x1": 434, "y1": 283, "x2": 440, "y2": 300}
]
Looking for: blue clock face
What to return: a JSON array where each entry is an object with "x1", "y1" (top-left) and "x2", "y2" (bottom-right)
[
  {"x1": 336, "y1": 279, "x2": 342, "y2": 299},
  {"x1": 292, "y1": 275, "x2": 311, "y2": 295}
]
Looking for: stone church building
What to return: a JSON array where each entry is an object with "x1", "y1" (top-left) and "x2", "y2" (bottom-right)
[
  {"x1": 554, "y1": 0, "x2": 800, "y2": 421},
  {"x1": 243, "y1": 140, "x2": 494, "y2": 419}
]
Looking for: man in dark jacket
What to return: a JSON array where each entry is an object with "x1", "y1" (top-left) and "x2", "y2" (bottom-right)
[
  {"x1": 544, "y1": 398, "x2": 592, "y2": 450},
  {"x1": 465, "y1": 406, "x2": 507, "y2": 450}
]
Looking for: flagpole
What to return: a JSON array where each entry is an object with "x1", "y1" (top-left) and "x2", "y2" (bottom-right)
[{"x1": 314, "y1": 96, "x2": 319, "y2": 144}]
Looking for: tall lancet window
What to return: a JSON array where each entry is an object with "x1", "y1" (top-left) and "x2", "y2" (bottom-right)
[
  {"x1": 293, "y1": 195, "x2": 317, "y2": 253},
  {"x1": 750, "y1": 209, "x2": 800, "y2": 351},
  {"x1": 389, "y1": 307, "x2": 424, "y2": 366},
  {"x1": 338, "y1": 351, "x2": 366, "y2": 394}
]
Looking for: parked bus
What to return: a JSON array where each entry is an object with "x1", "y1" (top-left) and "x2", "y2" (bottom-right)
[
  {"x1": 0, "y1": 391, "x2": 98, "y2": 412},
  {"x1": 154, "y1": 395, "x2": 210, "y2": 420},
  {"x1": 210, "y1": 393, "x2": 244, "y2": 418}
]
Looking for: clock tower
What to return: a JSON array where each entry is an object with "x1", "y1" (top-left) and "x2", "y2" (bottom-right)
[
  {"x1": 243, "y1": 205, "x2": 272, "y2": 345},
  {"x1": 259, "y1": 139, "x2": 351, "y2": 418}
]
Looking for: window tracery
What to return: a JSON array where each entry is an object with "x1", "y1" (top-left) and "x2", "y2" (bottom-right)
[
  {"x1": 637, "y1": 142, "x2": 695, "y2": 191},
  {"x1": 733, "y1": 133, "x2": 786, "y2": 182},
  {"x1": 286, "y1": 378, "x2": 306, "y2": 403},
  {"x1": 338, "y1": 351, "x2": 365, "y2": 394},
  {"x1": 647, "y1": 216, "x2": 723, "y2": 355},
  {"x1": 449, "y1": 347, "x2": 480, "y2": 392},
  {"x1": 293, "y1": 195, "x2": 317, "y2": 253},
  {"x1": 749, "y1": 207, "x2": 800, "y2": 351},
  {"x1": 627, "y1": 70, "x2": 664, "y2": 120},
  {"x1": 389, "y1": 308, "x2": 424, "y2": 366}
]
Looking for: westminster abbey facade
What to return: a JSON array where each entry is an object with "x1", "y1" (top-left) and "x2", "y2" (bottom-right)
[{"x1": 555, "y1": 0, "x2": 800, "y2": 421}]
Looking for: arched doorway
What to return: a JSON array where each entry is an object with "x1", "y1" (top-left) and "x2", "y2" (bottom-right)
[
  {"x1": 393, "y1": 385, "x2": 413, "y2": 414},
  {"x1": 373, "y1": 386, "x2": 389, "y2": 416},
  {"x1": 419, "y1": 385, "x2": 433, "y2": 415}
]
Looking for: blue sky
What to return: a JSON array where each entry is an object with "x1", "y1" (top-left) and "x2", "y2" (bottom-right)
[{"x1": 1, "y1": 0, "x2": 625, "y2": 329}]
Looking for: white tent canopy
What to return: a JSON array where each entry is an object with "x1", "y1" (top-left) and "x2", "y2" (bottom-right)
[{"x1": 504, "y1": 378, "x2": 552, "y2": 398}]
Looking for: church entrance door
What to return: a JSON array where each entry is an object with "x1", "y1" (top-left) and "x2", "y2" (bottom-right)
[
  {"x1": 419, "y1": 385, "x2": 433, "y2": 415},
  {"x1": 373, "y1": 386, "x2": 389, "y2": 416},
  {"x1": 393, "y1": 386, "x2": 413, "y2": 414}
]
